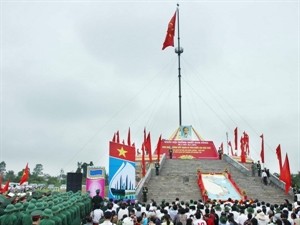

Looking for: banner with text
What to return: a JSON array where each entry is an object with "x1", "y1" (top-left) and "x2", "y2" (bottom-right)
[{"x1": 161, "y1": 139, "x2": 218, "y2": 159}]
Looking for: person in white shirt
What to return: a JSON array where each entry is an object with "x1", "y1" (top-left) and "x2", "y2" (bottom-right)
[
  {"x1": 91, "y1": 205, "x2": 104, "y2": 225},
  {"x1": 261, "y1": 170, "x2": 268, "y2": 185},
  {"x1": 237, "y1": 209, "x2": 248, "y2": 225},
  {"x1": 117, "y1": 203, "x2": 129, "y2": 220},
  {"x1": 100, "y1": 211, "x2": 115, "y2": 225},
  {"x1": 255, "y1": 211, "x2": 269, "y2": 225}
]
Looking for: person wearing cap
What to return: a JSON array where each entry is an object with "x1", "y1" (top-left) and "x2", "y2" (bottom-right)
[
  {"x1": 39, "y1": 208, "x2": 55, "y2": 225},
  {"x1": 255, "y1": 211, "x2": 269, "y2": 225},
  {"x1": 14, "y1": 202, "x2": 25, "y2": 225},
  {"x1": 0, "y1": 204, "x2": 17, "y2": 225},
  {"x1": 56, "y1": 204, "x2": 68, "y2": 225},
  {"x1": 51, "y1": 206, "x2": 62, "y2": 225},
  {"x1": 15, "y1": 202, "x2": 32, "y2": 225},
  {"x1": 23, "y1": 203, "x2": 36, "y2": 225}
]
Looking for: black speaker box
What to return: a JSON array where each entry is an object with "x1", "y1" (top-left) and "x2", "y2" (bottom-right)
[{"x1": 66, "y1": 172, "x2": 82, "y2": 192}]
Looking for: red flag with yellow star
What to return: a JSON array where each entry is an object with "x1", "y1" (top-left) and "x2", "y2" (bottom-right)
[
  {"x1": 162, "y1": 11, "x2": 176, "y2": 50},
  {"x1": 109, "y1": 142, "x2": 135, "y2": 162},
  {"x1": 108, "y1": 141, "x2": 136, "y2": 200}
]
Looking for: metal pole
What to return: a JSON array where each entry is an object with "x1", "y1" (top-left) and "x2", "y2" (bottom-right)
[
  {"x1": 175, "y1": 4, "x2": 184, "y2": 126},
  {"x1": 226, "y1": 132, "x2": 229, "y2": 155}
]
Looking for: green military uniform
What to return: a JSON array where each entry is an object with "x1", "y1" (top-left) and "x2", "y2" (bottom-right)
[
  {"x1": 56, "y1": 204, "x2": 68, "y2": 225},
  {"x1": 0, "y1": 204, "x2": 18, "y2": 225},
  {"x1": 51, "y1": 206, "x2": 62, "y2": 225},
  {"x1": 23, "y1": 203, "x2": 35, "y2": 225},
  {"x1": 14, "y1": 202, "x2": 28, "y2": 225},
  {"x1": 39, "y1": 208, "x2": 55, "y2": 225}
]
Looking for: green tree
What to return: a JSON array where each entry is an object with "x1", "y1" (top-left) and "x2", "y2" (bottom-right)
[
  {"x1": 5, "y1": 170, "x2": 16, "y2": 182},
  {"x1": 33, "y1": 164, "x2": 43, "y2": 176},
  {"x1": 0, "y1": 161, "x2": 6, "y2": 175}
]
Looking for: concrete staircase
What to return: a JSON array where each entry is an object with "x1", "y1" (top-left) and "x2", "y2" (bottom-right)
[{"x1": 143, "y1": 158, "x2": 292, "y2": 204}]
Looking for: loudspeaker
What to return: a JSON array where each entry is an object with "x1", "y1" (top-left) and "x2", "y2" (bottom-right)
[{"x1": 66, "y1": 173, "x2": 82, "y2": 192}]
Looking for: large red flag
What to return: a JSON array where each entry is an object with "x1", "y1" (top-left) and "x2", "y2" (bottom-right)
[
  {"x1": 127, "y1": 128, "x2": 131, "y2": 146},
  {"x1": 234, "y1": 127, "x2": 238, "y2": 150},
  {"x1": 143, "y1": 128, "x2": 147, "y2": 154},
  {"x1": 19, "y1": 163, "x2": 29, "y2": 185},
  {"x1": 141, "y1": 144, "x2": 146, "y2": 177},
  {"x1": 146, "y1": 132, "x2": 152, "y2": 163},
  {"x1": 276, "y1": 144, "x2": 283, "y2": 178},
  {"x1": 260, "y1": 134, "x2": 265, "y2": 163},
  {"x1": 162, "y1": 11, "x2": 176, "y2": 50},
  {"x1": 156, "y1": 135, "x2": 162, "y2": 162},
  {"x1": 281, "y1": 153, "x2": 291, "y2": 193}
]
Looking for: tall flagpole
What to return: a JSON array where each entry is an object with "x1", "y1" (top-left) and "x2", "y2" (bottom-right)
[{"x1": 175, "y1": 4, "x2": 184, "y2": 126}]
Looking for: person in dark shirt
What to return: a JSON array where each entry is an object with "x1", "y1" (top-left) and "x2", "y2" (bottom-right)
[{"x1": 92, "y1": 189, "x2": 104, "y2": 210}]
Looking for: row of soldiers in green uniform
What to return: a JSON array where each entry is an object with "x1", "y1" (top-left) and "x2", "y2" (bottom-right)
[{"x1": 0, "y1": 191, "x2": 92, "y2": 225}]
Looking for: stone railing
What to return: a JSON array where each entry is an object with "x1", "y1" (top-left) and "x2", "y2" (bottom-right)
[
  {"x1": 223, "y1": 154, "x2": 251, "y2": 176},
  {"x1": 223, "y1": 154, "x2": 293, "y2": 196},
  {"x1": 135, "y1": 153, "x2": 166, "y2": 200}
]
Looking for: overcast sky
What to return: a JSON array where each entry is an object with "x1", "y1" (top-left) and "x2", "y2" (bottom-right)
[{"x1": 1, "y1": 0, "x2": 299, "y2": 177}]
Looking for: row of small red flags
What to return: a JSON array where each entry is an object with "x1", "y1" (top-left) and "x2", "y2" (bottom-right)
[
  {"x1": 219, "y1": 127, "x2": 291, "y2": 193},
  {"x1": 112, "y1": 128, "x2": 162, "y2": 177}
]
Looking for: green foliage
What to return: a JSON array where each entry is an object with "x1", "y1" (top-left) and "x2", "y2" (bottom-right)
[
  {"x1": 33, "y1": 164, "x2": 43, "y2": 176},
  {"x1": 292, "y1": 173, "x2": 300, "y2": 188},
  {"x1": 5, "y1": 170, "x2": 16, "y2": 182},
  {"x1": 0, "y1": 161, "x2": 6, "y2": 175}
]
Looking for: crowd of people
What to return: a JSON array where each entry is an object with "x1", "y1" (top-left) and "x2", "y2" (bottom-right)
[
  {"x1": 89, "y1": 196, "x2": 300, "y2": 225},
  {"x1": 1, "y1": 188, "x2": 300, "y2": 225}
]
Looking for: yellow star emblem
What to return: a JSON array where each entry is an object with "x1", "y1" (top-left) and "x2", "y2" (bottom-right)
[{"x1": 118, "y1": 147, "x2": 127, "y2": 158}]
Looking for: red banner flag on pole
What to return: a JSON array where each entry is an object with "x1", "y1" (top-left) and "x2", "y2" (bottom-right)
[
  {"x1": 143, "y1": 128, "x2": 147, "y2": 154},
  {"x1": 281, "y1": 153, "x2": 291, "y2": 193},
  {"x1": 276, "y1": 144, "x2": 283, "y2": 178},
  {"x1": 162, "y1": 11, "x2": 176, "y2": 50},
  {"x1": 260, "y1": 134, "x2": 265, "y2": 163},
  {"x1": 146, "y1": 132, "x2": 152, "y2": 164},
  {"x1": 234, "y1": 127, "x2": 238, "y2": 150},
  {"x1": 141, "y1": 144, "x2": 146, "y2": 177},
  {"x1": 127, "y1": 128, "x2": 131, "y2": 146},
  {"x1": 19, "y1": 163, "x2": 29, "y2": 185},
  {"x1": 156, "y1": 135, "x2": 162, "y2": 162},
  {"x1": 2, "y1": 180, "x2": 10, "y2": 193}
]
